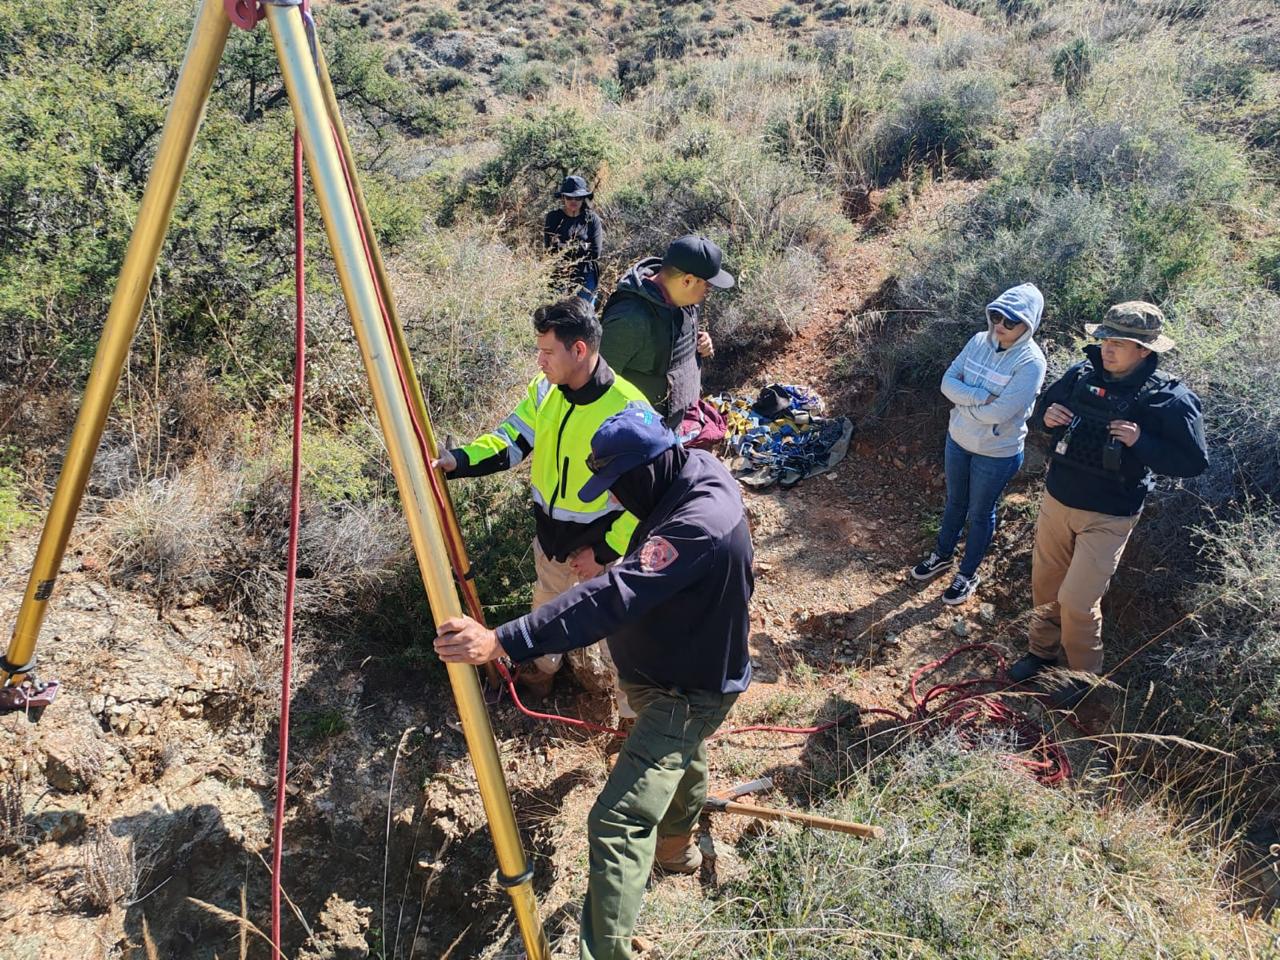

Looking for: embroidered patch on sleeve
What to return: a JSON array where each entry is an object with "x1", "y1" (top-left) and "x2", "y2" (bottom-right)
[{"x1": 639, "y1": 536, "x2": 679, "y2": 572}]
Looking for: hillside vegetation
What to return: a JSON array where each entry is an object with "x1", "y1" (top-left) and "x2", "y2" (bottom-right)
[{"x1": 1, "y1": 0, "x2": 1279, "y2": 957}]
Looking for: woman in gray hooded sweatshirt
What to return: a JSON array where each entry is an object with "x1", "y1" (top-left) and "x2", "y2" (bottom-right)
[{"x1": 911, "y1": 283, "x2": 1047, "y2": 604}]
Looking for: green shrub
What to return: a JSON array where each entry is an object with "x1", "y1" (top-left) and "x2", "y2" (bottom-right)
[
  {"x1": 450, "y1": 107, "x2": 612, "y2": 223},
  {"x1": 495, "y1": 58, "x2": 557, "y2": 98},
  {"x1": 995, "y1": 0, "x2": 1043, "y2": 21},
  {"x1": 294, "y1": 709, "x2": 350, "y2": 740},
  {"x1": 1166, "y1": 505, "x2": 1280, "y2": 764},
  {"x1": 0, "y1": 464, "x2": 32, "y2": 547},
  {"x1": 612, "y1": 6, "x2": 707, "y2": 92},
  {"x1": 770, "y1": 4, "x2": 808, "y2": 28},
  {"x1": 941, "y1": 0, "x2": 1043, "y2": 23},
  {"x1": 876, "y1": 177, "x2": 916, "y2": 225},
  {"x1": 1051, "y1": 36, "x2": 1096, "y2": 97},
  {"x1": 1184, "y1": 51, "x2": 1257, "y2": 103},
  {"x1": 867, "y1": 70, "x2": 1003, "y2": 184},
  {"x1": 713, "y1": 246, "x2": 826, "y2": 356},
  {"x1": 405, "y1": 4, "x2": 461, "y2": 40},
  {"x1": 293, "y1": 430, "x2": 377, "y2": 505},
  {"x1": 1254, "y1": 241, "x2": 1280, "y2": 291},
  {"x1": 771, "y1": 33, "x2": 907, "y2": 189}
]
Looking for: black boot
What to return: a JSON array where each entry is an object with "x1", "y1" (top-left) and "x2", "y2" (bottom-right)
[
  {"x1": 1007, "y1": 652, "x2": 1055, "y2": 683},
  {"x1": 1047, "y1": 678, "x2": 1092, "y2": 712}
]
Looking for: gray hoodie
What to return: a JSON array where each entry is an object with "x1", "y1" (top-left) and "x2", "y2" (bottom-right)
[{"x1": 940, "y1": 283, "x2": 1047, "y2": 459}]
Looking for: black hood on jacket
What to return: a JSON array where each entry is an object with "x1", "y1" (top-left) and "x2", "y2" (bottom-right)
[
  {"x1": 613, "y1": 257, "x2": 673, "y2": 310},
  {"x1": 559, "y1": 355, "x2": 615, "y2": 406}
]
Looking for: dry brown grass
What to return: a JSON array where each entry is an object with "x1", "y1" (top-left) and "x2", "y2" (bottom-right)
[
  {"x1": 91, "y1": 462, "x2": 236, "y2": 608},
  {"x1": 79, "y1": 827, "x2": 140, "y2": 912},
  {"x1": 0, "y1": 777, "x2": 27, "y2": 851}
]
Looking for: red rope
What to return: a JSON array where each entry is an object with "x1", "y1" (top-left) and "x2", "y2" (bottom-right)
[
  {"x1": 270, "y1": 126, "x2": 306, "y2": 960},
  {"x1": 853, "y1": 643, "x2": 1072, "y2": 786}
]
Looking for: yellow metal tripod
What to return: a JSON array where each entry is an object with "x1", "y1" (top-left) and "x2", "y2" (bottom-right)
[{"x1": 0, "y1": 0, "x2": 550, "y2": 955}]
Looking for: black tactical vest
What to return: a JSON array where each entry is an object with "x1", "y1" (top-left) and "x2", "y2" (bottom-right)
[
  {"x1": 1050, "y1": 361, "x2": 1166, "y2": 478},
  {"x1": 665, "y1": 306, "x2": 701, "y2": 427}
]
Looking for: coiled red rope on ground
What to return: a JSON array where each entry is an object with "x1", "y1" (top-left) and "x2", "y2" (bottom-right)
[{"x1": 860, "y1": 643, "x2": 1071, "y2": 786}]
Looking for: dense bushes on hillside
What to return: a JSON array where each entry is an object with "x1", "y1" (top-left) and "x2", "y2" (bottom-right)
[
  {"x1": 0, "y1": 0, "x2": 541, "y2": 625},
  {"x1": 0, "y1": 0, "x2": 442, "y2": 389},
  {"x1": 897, "y1": 97, "x2": 1246, "y2": 346}
]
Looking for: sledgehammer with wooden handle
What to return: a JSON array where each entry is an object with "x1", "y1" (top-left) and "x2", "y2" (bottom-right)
[{"x1": 705, "y1": 777, "x2": 884, "y2": 840}]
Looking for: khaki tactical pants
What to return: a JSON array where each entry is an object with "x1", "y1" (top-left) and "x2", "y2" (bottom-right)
[
  {"x1": 579, "y1": 681, "x2": 738, "y2": 960},
  {"x1": 531, "y1": 540, "x2": 634, "y2": 719},
  {"x1": 1027, "y1": 493, "x2": 1139, "y2": 673}
]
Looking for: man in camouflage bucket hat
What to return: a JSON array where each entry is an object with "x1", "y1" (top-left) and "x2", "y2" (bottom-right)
[
  {"x1": 1084, "y1": 301, "x2": 1177, "y2": 353},
  {"x1": 1006, "y1": 301, "x2": 1207, "y2": 710}
]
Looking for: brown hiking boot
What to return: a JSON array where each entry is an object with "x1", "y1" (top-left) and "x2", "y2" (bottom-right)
[
  {"x1": 516, "y1": 666, "x2": 555, "y2": 702},
  {"x1": 654, "y1": 833, "x2": 702, "y2": 874}
]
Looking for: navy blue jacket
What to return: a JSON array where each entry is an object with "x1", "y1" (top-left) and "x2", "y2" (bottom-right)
[
  {"x1": 496, "y1": 450, "x2": 754, "y2": 694},
  {"x1": 1035, "y1": 345, "x2": 1208, "y2": 516}
]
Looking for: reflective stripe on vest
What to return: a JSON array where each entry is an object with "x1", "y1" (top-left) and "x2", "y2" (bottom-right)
[{"x1": 532, "y1": 486, "x2": 620, "y2": 523}]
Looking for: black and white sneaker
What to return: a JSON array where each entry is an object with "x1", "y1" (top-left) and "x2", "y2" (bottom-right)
[
  {"x1": 941, "y1": 572, "x2": 980, "y2": 605},
  {"x1": 910, "y1": 551, "x2": 953, "y2": 581}
]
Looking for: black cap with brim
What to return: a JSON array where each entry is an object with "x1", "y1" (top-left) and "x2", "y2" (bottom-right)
[
  {"x1": 662, "y1": 234, "x2": 735, "y2": 289},
  {"x1": 556, "y1": 175, "x2": 593, "y2": 199}
]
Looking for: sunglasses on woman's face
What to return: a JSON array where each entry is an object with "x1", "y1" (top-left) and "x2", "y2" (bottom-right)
[{"x1": 995, "y1": 315, "x2": 1025, "y2": 330}]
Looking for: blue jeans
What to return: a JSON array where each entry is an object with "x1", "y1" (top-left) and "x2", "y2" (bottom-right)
[
  {"x1": 577, "y1": 268, "x2": 599, "y2": 306},
  {"x1": 936, "y1": 434, "x2": 1023, "y2": 578}
]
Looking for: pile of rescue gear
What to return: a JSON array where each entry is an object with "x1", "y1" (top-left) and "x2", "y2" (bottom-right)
[{"x1": 711, "y1": 384, "x2": 855, "y2": 489}]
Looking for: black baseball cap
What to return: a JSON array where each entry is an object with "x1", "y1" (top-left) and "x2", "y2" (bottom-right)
[{"x1": 661, "y1": 235, "x2": 735, "y2": 289}]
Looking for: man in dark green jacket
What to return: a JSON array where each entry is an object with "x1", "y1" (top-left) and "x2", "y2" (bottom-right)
[{"x1": 600, "y1": 235, "x2": 733, "y2": 427}]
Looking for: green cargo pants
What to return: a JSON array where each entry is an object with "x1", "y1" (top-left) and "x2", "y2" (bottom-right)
[{"x1": 579, "y1": 680, "x2": 738, "y2": 960}]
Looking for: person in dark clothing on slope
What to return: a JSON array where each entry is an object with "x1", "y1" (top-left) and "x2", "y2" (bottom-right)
[
  {"x1": 1007, "y1": 301, "x2": 1208, "y2": 710},
  {"x1": 434, "y1": 406, "x2": 753, "y2": 960},
  {"x1": 600, "y1": 234, "x2": 733, "y2": 427},
  {"x1": 544, "y1": 175, "x2": 604, "y2": 305}
]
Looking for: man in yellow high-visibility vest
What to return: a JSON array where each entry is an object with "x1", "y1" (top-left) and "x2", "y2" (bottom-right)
[{"x1": 434, "y1": 297, "x2": 651, "y2": 714}]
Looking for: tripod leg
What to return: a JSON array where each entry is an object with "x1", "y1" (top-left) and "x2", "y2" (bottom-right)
[
  {"x1": 263, "y1": 6, "x2": 550, "y2": 957},
  {"x1": 310, "y1": 45, "x2": 500, "y2": 688},
  {"x1": 2, "y1": 0, "x2": 232, "y2": 692}
]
